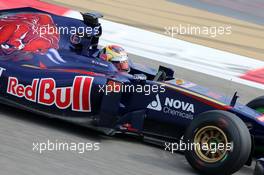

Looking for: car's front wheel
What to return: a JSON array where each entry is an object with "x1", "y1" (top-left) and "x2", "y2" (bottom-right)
[
  {"x1": 184, "y1": 110, "x2": 251, "y2": 175},
  {"x1": 247, "y1": 96, "x2": 264, "y2": 154},
  {"x1": 247, "y1": 96, "x2": 264, "y2": 114}
]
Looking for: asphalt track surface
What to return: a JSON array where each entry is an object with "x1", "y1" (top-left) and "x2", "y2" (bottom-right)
[
  {"x1": 1, "y1": 1, "x2": 263, "y2": 175},
  {"x1": 170, "y1": 0, "x2": 264, "y2": 25}
]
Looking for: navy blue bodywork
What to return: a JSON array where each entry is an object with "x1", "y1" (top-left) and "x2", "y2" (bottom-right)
[{"x1": 0, "y1": 8, "x2": 264, "y2": 156}]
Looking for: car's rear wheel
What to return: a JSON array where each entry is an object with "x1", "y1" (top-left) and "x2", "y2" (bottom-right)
[{"x1": 184, "y1": 110, "x2": 251, "y2": 175}]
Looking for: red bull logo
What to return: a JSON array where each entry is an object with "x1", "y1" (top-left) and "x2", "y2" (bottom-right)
[{"x1": 7, "y1": 76, "x2": 93, "y2": 112}]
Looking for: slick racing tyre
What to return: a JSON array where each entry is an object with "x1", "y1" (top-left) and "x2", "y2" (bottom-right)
[
  {"x1": 247, "y1": 96, "x2": 264, "y2": 114},
  {"x1": 184, "y1": 110, "x2": 251, "y2": 175}
]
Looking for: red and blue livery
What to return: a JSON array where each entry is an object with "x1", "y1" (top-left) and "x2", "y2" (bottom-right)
[{"x1": 0, "y1": 7, "x2": 264, "y2": 175}]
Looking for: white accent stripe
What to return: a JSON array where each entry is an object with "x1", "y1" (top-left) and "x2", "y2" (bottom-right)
[
  {"x1": 46, "y1": 53, "x2": 60, "y2": 64},
  {"x1": 49, "y1": 48, "x2": 66, "y2": 63}
]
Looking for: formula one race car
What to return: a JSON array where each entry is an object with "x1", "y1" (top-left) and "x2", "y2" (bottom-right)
[{"x1": 0, "y1": 7, "x2": 264, "y2": 175}]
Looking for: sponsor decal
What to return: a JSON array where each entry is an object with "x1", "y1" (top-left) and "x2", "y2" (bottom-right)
[
  {"x1": 91, "y1": 60, "x2": 108, "y2": 67},
  {"x1": 147, "y1": 94, "x2": 162, "y2": 111},
  {"x1": 147, "y1": 94, "x2": 194, "y2": 120},
  {"x1": 7, "y1": 76, "x2": 93, "y2": 112},
  {"x1": 164, "y1": 97, "x2": 194, "y2": 113}
]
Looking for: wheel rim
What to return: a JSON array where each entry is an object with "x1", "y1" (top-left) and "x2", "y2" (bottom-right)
[
  {"x1": 256, "y1": 107, "x2": 264, "y2": 114},
  {"x1": 194, "y1": 126, "x2": 228, "y2": 163}
]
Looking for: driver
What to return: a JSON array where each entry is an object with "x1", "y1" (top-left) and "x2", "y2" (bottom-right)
[{"x1": 98, "y1": 45, "x2": 130, "y2": 72}]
